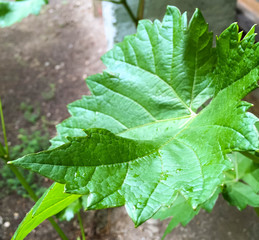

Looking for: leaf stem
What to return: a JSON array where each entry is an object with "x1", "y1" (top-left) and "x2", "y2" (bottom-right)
[
  {"x1": 137, "y1": 0, "x2": 145, "y2": 23},
  {"x1": 8, "y1": 159, "x2": 38, "y2": 200},
  {"x1": 121, "y1": 0, "x2": 138, "y2": 26},
  {"x1": 0, "y1": 98, "x2": 69, "y2": 240},
  {"x1": 100, "y1": 0, "x2": 139, "y2": 26},
  {"x1": 0, "y1": 98, "x2": 9, "y2": 156},
  {"x1": 77, "y1": 211, "x2": 86, "y2": 240},
  {"x1": 100, "y1": 0, "x2": 123, "y2": 4},
  {"x1": 47, "y1": 218, "x2": 69, "y2": 240},
  {"x1": 234, "y1": 152, "x2": 239, "y2": 181}
]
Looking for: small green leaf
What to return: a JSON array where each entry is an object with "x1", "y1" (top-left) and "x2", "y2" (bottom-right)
[
  {"x1": 153, "y1": 188, "x2": 220, "y2": 239},
  {"x1": 12, "y1": 183, "x2": 81, "y2": 240},
  {"x1": 223, "y1": 152, "x2": 259, "y2": 210},
  {"x1": 154, "y1": 194, "x2": 200, "y2": 239},
  {"x1": 254, "y1": 207, "x2": 259, "y2": 217},
  {"x1": 57, "y1": 198, "x2": 82, "y2": 221},
  {"x1": 0, "y1": 0, "x2": 47, "y2": 27},
  {"x1": 223, "y1": 182, "x2": 259, "y2": 210},
  {"x1": 243, "y1": 169, "x2": 259, "y2": 193}
]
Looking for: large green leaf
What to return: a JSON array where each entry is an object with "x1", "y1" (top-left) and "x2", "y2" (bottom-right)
[
  {"x1": 11, "y1": 6, "x2": 259, "y2": 230},
  {"x1": 12, "y1": 183, "x2": 81, "y2": 240},
  {"x1": 0, "y1": 0, "x2": 47, "y2": 28}
]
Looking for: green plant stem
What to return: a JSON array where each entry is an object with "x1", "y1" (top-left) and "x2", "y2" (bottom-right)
[
  {"x1": 137, "y1": 0, "x2": 145, "y2": 23},
  {"x1": 0, "y1": 99, "x2": 9, "y2": 156},
  {"x1": 0, "y1": 98, "x2": 69, "y2": 240},
  {"x1": 77, "y1": 212, "x2": 86, "y2": 240},
  {"x1": 101, "y1": 0, "x2": 123, "y2": 4},
  {"x1": 100, "y1": 0, "x2": 138, "y2": 26},
  {"x1": 233, "y1": 152, "x2": 239, "y2": 181},
  {"x1": 240, "y1": 151, "x2": 259, "y2": 164},
  {"x1": 8, "y1": 160, "x2": 38, "y2": 200},
  {"x1": 47, "y1": 218, "x2": 69, "y2": 240},
  {"x1": 121, "y1": 0, "x2": 137, "y2": 26}
]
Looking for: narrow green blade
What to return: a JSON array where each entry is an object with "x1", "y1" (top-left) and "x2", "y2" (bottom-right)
[{"x1": 12, "y1": 183, "x2": 81, "y2": 240}]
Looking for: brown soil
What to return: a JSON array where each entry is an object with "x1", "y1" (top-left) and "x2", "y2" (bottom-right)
[{"x1": 0, "y1": 1, "x2": 259, "y2": 240}]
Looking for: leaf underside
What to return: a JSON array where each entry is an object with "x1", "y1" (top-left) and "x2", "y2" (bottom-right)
[{"x1": 11, "y1": 6, "x2": 259, "y2": 239}]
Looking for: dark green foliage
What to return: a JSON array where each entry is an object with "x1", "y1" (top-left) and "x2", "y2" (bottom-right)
[
  {"x1": 0, "y1": 0, "x2": 47, "y2": 27},
  {"x1": 0, "y1": 2, "x2": 10, "y2": 17}
]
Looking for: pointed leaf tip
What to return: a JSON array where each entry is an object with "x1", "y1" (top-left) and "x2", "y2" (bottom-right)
[{"x1": 244, "y1": 24, "x2": 257, "y2": 40}]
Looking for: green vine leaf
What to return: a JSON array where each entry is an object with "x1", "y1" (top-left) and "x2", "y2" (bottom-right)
[
  {"x1": 0, "y1": 0, "x2": 48, "y2": 28},
  {"x1": 10, "y1": 5, "x2": 259, "y2": 232}
]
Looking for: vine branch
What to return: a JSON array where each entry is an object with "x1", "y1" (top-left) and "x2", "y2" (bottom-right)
[
  {"x1": 77, "y1": 211, "x2": 86, "y2": 240},
  {"x1": 240, "y1": 151, "x2": 259, "y2": 164},
  {"x1": 121, "y1": 0, "x2": 137, "y2": 25},
  {"x1": 137, "y1": 0, "x2": 145, "y2": 24},
  {"x1": 99, "y1": 0, "x2": 138, "y2": 26}
]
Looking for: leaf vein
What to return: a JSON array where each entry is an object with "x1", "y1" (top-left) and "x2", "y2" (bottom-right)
[
  {"x1": 105, "y1": 56, "x2": 192, "y2": 113},
  {"x1": 71, "y1": 106, "x2": 129, "y2": 129},
  {"x1": 89, "y1": 79, "x2": 157, "y2": 121}
]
